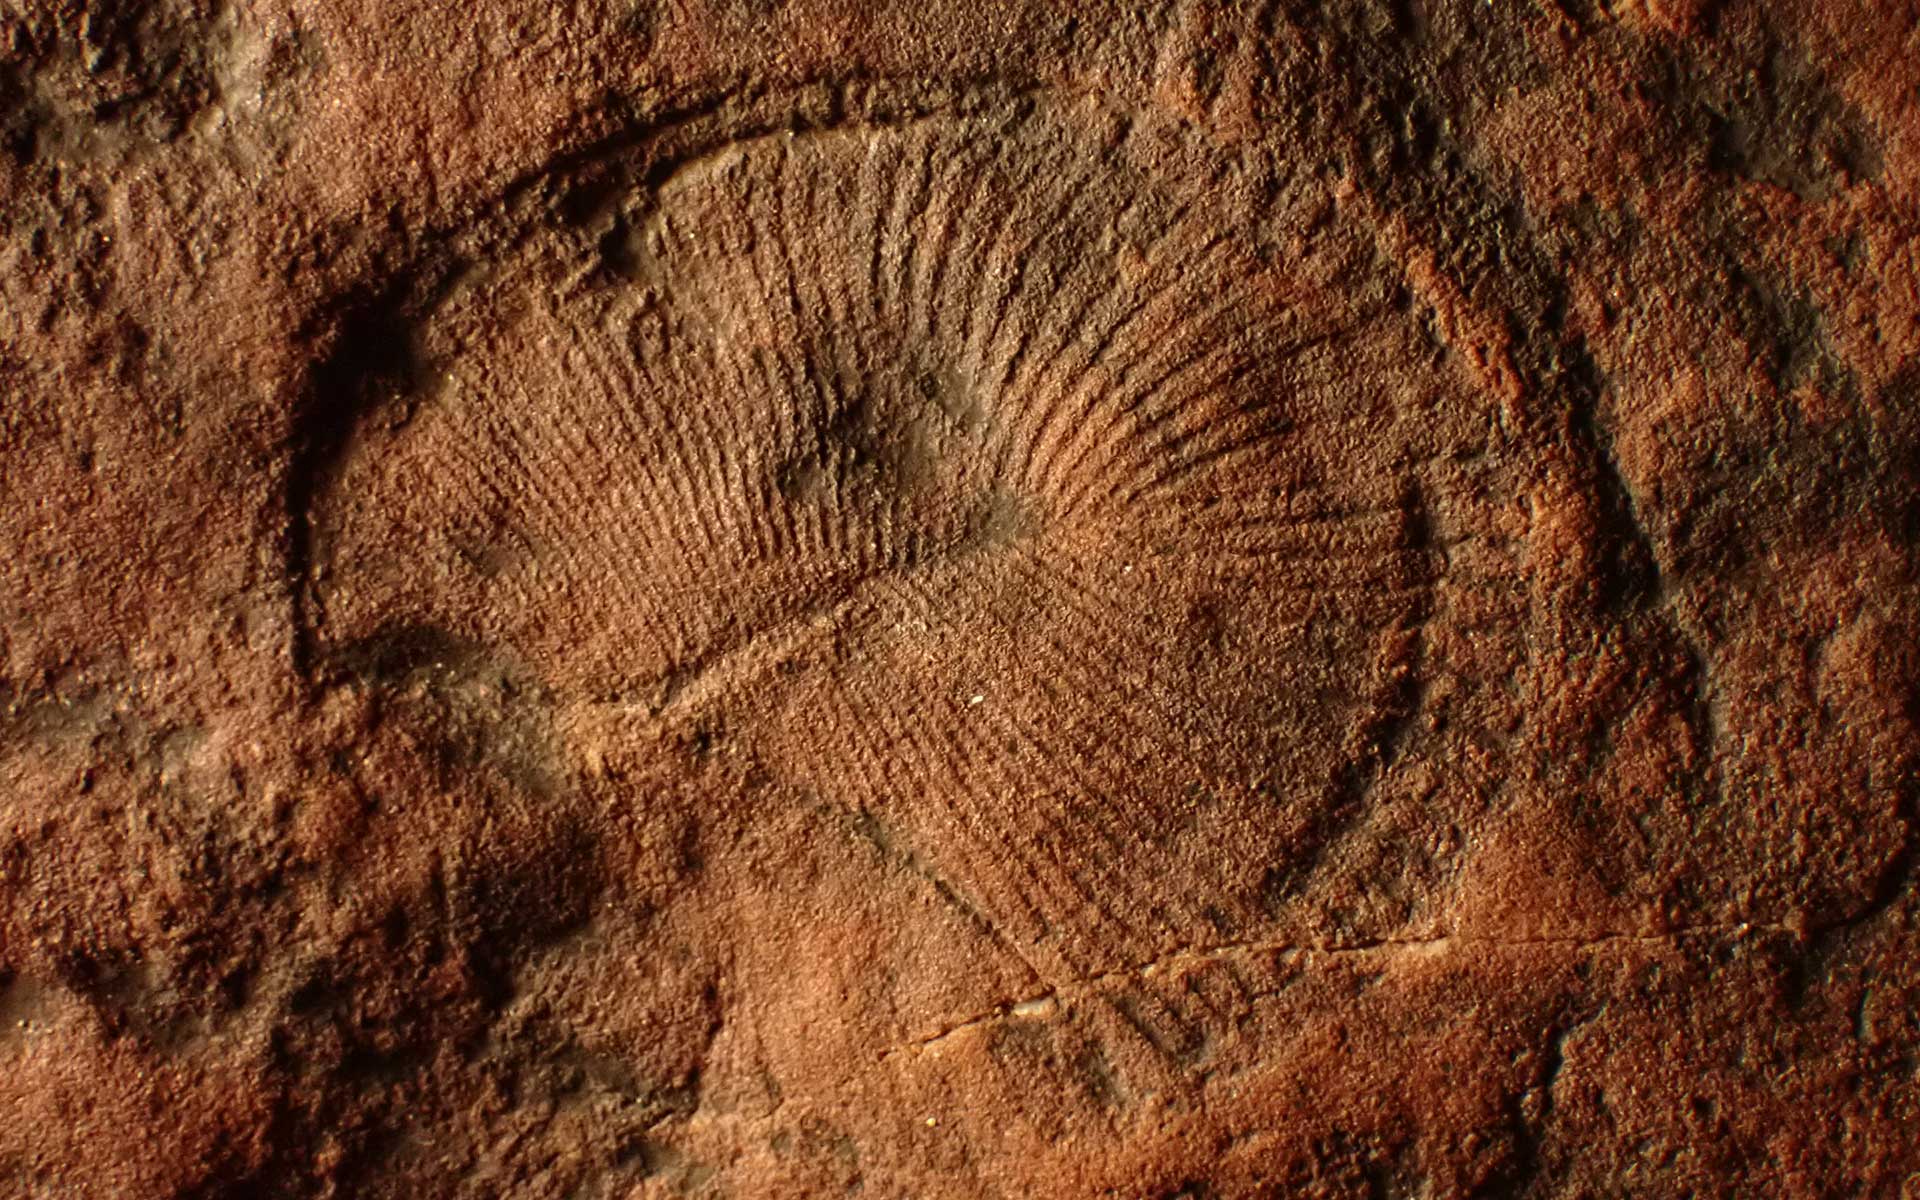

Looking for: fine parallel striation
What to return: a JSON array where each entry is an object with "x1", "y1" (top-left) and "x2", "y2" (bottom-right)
[{"x1": 310, "y1": 88, "x2": 1446, "y2": 977}]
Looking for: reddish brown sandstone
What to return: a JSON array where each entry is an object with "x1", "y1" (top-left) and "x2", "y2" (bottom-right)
[{"x1": 1, "y1": 2, "x2": 1916, "y2": 1196}]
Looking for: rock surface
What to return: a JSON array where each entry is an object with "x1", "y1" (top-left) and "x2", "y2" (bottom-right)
[{"x1": 2, "y1": 1, "x2": 1917, "y2": 1196}]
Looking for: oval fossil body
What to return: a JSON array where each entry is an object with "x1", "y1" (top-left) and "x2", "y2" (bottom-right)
[{"x1": 309, "y1": 87, "x2": 1457, "y2": 970}]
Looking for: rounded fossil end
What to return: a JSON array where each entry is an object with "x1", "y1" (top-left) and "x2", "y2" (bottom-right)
[{"x1": 307, "y1": 87, "x2": 1459, "y2": 968}]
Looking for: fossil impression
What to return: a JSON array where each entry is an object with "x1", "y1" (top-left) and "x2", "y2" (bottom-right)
[{"x1": 308, "y1": 88, "x2": 1454, "y2": 974}]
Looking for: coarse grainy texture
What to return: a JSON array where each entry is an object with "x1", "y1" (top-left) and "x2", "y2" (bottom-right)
[{"x1": 1, "y1": 1, "x2": 1916, "y2": 1197}]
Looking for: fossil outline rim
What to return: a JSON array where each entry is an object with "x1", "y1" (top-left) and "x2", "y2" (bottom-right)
[{"x1": 298, "y1": 77, "x2": 1449, "y2": 970}]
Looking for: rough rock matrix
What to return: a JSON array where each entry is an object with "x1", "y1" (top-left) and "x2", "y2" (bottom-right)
[{"x1": 2, "y1": 1, "x2": 1917, "y2": 1196}]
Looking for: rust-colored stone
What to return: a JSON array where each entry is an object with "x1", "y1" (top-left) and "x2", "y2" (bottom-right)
[{"x1": 1, "y1": 2, "x2": 1915, "y2": 1196}]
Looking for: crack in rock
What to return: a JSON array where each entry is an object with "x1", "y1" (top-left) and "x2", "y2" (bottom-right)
[{"x1": 880, "y1": 921, "x2": 1800, "y2": 1060}]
